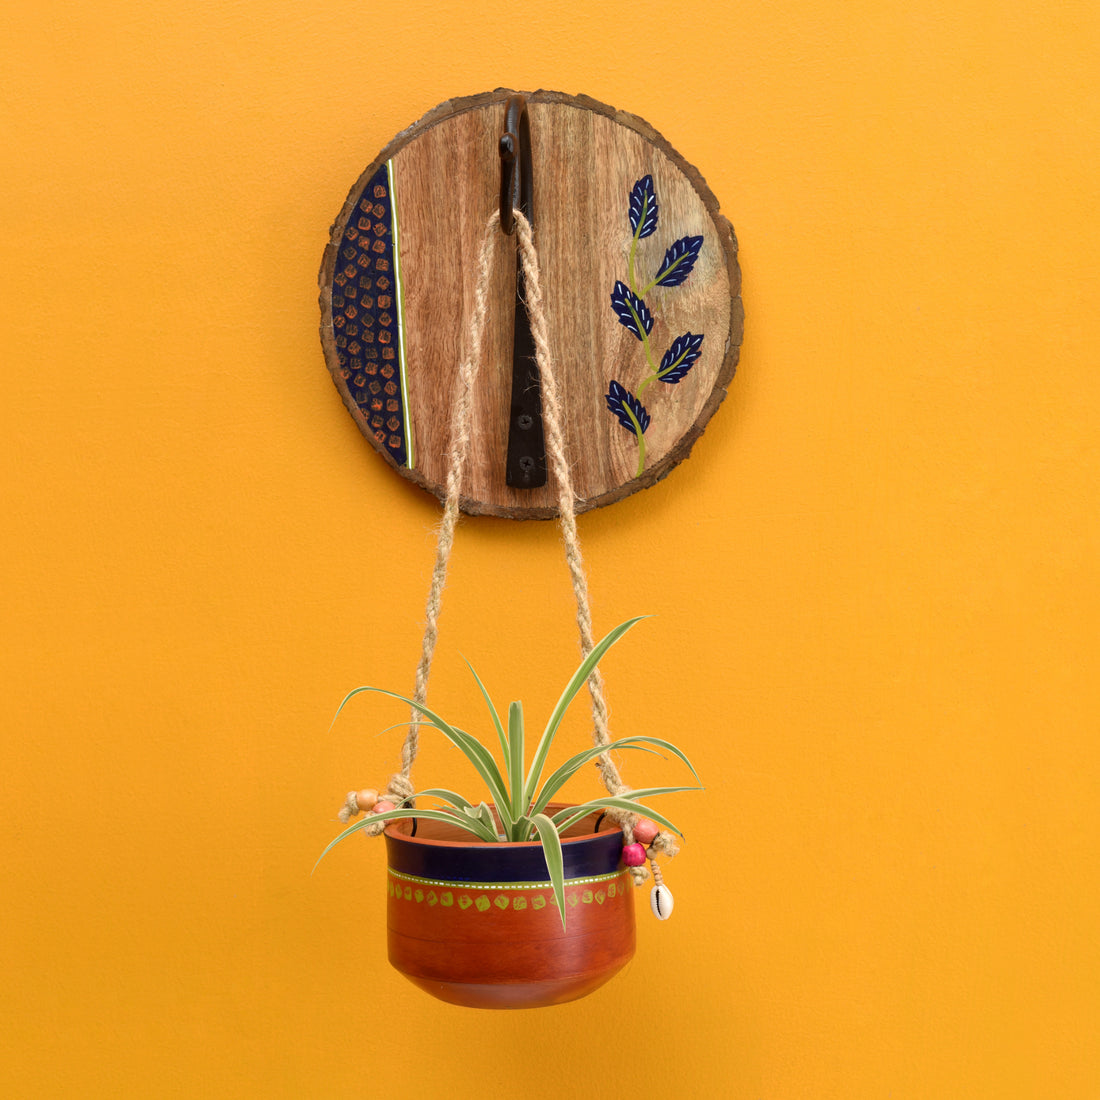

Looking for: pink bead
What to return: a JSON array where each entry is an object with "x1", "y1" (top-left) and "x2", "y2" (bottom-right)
[
  {"x1": 633, "y1": 818, "x2": 659, "y2": 845},
  {"x1": 372, "y1": 800, "x2": 396, "y2": 814},
  {"x1": 622, "y1": 843, "x2": 647, "y2": 867}
]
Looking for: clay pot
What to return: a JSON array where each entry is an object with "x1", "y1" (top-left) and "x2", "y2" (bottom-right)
[{"x1": 383, "y1": 806, "x2": 635, "y2": 1008}]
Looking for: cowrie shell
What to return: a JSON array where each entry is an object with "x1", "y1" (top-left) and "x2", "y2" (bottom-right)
[{"x1": 649, "y1": 883, "x2": 675, "y2": 920}]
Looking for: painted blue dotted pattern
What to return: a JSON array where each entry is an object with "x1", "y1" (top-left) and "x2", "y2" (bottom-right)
[{"x1": 330, "y1": 164, "x2": 407, "y2": 467}]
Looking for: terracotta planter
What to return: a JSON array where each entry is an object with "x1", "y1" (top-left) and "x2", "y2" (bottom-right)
[{"x1": 383, "y1": 807, "x2": 635, "y2": 1008}]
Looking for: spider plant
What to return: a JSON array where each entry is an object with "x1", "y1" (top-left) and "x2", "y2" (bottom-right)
[{"x1": 317, "y1": 617, "x2": 700, "y2": 927}]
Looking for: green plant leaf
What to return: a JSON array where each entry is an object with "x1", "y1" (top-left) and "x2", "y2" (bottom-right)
[
  {"x1": 531, "y1": 736, "x2": 700, "y2": 815},
  {"x1": 523, "y1": 616, "x2": 649, "y2": 806},
  {"x1": 462, "y1": 657, "x2": 509, "y2": 767},
  {"x1": 507, "y1": 701, "x2": 525, "y2": 829},
  {"x1": 414, "y1": 787, "x2": 475, "y2": 811},
  {"x1": 313, "y1": 804, "x2": 496, "y2": 874},
  {"x1": 550, "y1": 791, "x2": 697, "y2": 838},
  {"x1": 474, "y1": 801, "x2": 498, "y2": 836},
  {"x1": 365, "y1": 720, "x2": 429, "y2": 740},
  {"x1": 603, "y1": 784, "x2": 703, "y2": 800},
  {"x1": 525, "y1": 812, "x2": 568, "y2": 930},
  {"x1": 330, "y1": 686, "x2": 513, "y2": 829}
]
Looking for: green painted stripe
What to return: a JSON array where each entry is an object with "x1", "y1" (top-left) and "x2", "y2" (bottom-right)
[
  {"x1": 387, "y1": 868, "x2": 627, "y2": 891},
  {"x1": 386, "y1": 158, "x2": 414, "y2": 470}
]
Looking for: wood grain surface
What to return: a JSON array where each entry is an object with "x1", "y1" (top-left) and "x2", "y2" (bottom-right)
[{"x1": 320, "y1": 90, "x2": 743, "y2": 518}]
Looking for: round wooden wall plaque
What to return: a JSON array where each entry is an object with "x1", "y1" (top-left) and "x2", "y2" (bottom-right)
[{"x1": 319, "y1": 90, "x2": 743, "y2": 519}]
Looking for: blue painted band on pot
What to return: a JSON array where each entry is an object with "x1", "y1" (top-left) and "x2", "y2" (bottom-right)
[{"x1": 383, "y1": 815, "x2": 625, "y2": 884}]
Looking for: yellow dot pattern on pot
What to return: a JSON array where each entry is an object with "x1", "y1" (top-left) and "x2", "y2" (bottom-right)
[{"x1": 386, "y1": 868, "x2": 629, "y2": 911}]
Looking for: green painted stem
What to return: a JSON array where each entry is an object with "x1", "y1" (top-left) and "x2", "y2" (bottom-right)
[
  {"x1": 639, "y1": 344, "x2": 690, "y2": 397},
  {"x1": 627, "y1": 194, "x2": 649, "y2": 293},
  {"x1": 628, "y1": 237, "x2": 639, "y2": 294},
  {"x1": 622, "y1": 404, "x2": 647, "y2": 477},
  {"x1": 626, "y1": 299, "x2": 658, "y2": 377},
  {"x1": 639, "y1": 252, "x2": 690, "y2": 297}
]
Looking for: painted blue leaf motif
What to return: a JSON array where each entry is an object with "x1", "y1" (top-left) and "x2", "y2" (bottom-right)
[
  {"x1": 629, "y1": 175, "x2": 658, "y2": 239},
  {"x1": 653, "y1": 235, "x2": 704, "y2": 287},
  {"x1": 610, "y1": 281, "x2": 654, "y2": 341},
  {"x1": 658, "y1": 332, "x2": 705, "y2": 383},
  {"x1": 605, "y1": 380, "x2": 651, "y2": 434}
]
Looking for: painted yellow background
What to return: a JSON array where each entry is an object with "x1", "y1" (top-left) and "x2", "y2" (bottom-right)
[{"x1": 3, "y1": 1, "x2": 1098, "y2": 1096}]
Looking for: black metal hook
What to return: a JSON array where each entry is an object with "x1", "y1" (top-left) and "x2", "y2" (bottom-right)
[
  {"x1": 499, "y1": 96, "x2": 532, "y2": 236},
  {"x1": 499, "y1": 95, "x2": 547, "y2": 489}
]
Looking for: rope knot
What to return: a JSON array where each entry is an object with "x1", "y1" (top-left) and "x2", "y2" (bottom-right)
[
  {"x1": 384, "y1": 774, "x2": 415, "y2": 803},
  {"x1": 337, "y1": 790, "x2": 361, "y2": 824},
  {"x1": 650, "y1": 830, "x2": 680, "y2": 859}
]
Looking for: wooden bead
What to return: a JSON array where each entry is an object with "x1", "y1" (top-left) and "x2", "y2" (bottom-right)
[
  {"x1": 622, "y1": 843, "x2": 647, "y2": 866},
  {"x1": 633, "y1": 818, "x2": 659, "y2": 845},
  {"x1": 355, "y1": 788, "x2": 379, "y2": 811},
  {"x1": 373, "y1": 799, "x2": 396, "y2": 814}
]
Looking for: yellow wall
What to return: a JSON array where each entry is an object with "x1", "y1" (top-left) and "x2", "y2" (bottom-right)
[{"x1": 3, "y1": 1, "x2": 1098, "y2": 1096}]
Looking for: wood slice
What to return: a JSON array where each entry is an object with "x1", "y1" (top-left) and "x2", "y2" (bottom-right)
[{"x1": 319, "y1": 89, "x2": 743, "y2": 518}]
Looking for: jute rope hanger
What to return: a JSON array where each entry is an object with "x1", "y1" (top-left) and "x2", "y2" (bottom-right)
[{"x1": 338, "y1": 210, "x2": 679, "y2": 883}]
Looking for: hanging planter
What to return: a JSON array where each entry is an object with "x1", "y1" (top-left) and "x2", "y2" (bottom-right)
[
  {"x1": 384, "y1": 807, "x2": 633, "y2": 1008},
  {"x1": 316, "y1": 92, "x2": 723, "y2": 1007},
  {"x1": 318, "y1": 619, "x2": 697, "y2": 1008}
]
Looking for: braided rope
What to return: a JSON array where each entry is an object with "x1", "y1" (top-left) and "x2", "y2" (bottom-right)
[
  {"x1": 340, "y1": 209, "x2": 678, "y2": 870},
  {"x1": 512, "y1": 216, "x2": 632, "y2": 812}
]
